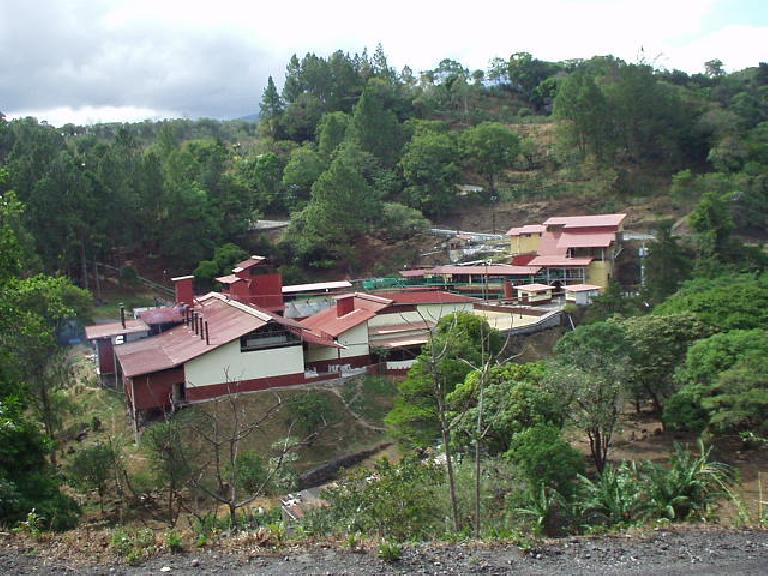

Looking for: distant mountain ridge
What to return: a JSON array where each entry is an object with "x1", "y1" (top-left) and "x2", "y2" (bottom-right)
[{"x1": 235, "y1": 112, "x2": 259, "y2": 122}]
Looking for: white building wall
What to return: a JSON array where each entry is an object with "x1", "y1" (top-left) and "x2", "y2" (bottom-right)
[
  {"x1": 367, "y1": 302, "x2": 473, "y2": 327},
  {"x1": 184, "y1": 340, "x2": 304, "y2": 387},
  {"x1": 305, "y1": 322, "x2": 370, "y2": 362}
]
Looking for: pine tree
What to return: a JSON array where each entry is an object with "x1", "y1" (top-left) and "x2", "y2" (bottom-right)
[{"x1": 260, "y1": 76, "x2": 283, "y2": 139}]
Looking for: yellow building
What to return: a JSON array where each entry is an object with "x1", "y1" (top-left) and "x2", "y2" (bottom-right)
[{"x1": 506, "y1": 224, "x2": 545, "y2": 256}]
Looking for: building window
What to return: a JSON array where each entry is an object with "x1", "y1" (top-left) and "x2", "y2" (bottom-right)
[{"x1": 240, "y1": 323, "x2": 300, "y2": 352}]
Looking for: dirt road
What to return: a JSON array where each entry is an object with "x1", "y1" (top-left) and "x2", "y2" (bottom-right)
[{"x1": 2, "y1": 528, "x2": 766, "y2": 575}]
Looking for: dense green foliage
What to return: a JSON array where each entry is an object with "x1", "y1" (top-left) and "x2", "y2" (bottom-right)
[
  {"x1": 0, "y1": 169, "x2": 89, "y2": 529},
  {"x1": 447, "y1": 362, "x2": 562, "y2": 455},
  {"x1": 318, "y1": 457, "x2": 444, "y2": 541},
  {"x1": 664, "y1": 329, "x2": 768, "y2": 433},
  {"x1": 385, "y1": 312, "x2": 502, "y2": 448},
  {"x1": 549, "y1": 322, "x2": 630, "y2": 472},
  {"x1": 619, "y1": 313, "x2": 712, "y2": 413},
  {"x1": 506, "y1": 424, "x2": 584, "y2": 497},
  {"x1": 654, "y1": 273, "x2": 768, "y2": 331}
]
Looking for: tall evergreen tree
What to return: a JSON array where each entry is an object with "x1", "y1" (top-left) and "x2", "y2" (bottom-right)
[{"x1": 260, "y1": 76, "x2": 284, "y2": 139}]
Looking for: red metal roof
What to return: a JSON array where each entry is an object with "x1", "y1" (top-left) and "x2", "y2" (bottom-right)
[
  {"x1": 116, "y1": 296, "x2": 272, "y2": 377},
  {"x1": 431, "y1": 264, "x2": 541, "y2": 276},
  {"x1": 528, "y1": 255, "x2": 593, "y2": 267},
  {"x1": 372, "y1": 290, "x2": 479, "y2": 305},
  {"x1": 85, "y1": 319, "x2": 149, "y2": 340},
  {"x1": 299, "y1": 293, "x2": 392, "y2": 338},
  {"x1": 138, "y1": 306, "x2": 185, "y2": 325},
  {"x1": 398, "y1": 269, "x2": 429, "y2": 278},
  {"x1": 215, "y1": 274, "x2": 243, "y2": 284},
  {"x1": 300, "y1": 330, "x2": 344, "y2": 348},
  {"x1": 543, "y1": 213, "x2": 626, "y2": 229},
  {"x1": 556, "y1": 230, "x2": 616, "y2": 249},
  {"x1": 536, "y1": 229, "x2": 567, "y2": 257},
  {"x1": 233, "y1": 255, "x2": 266, "y2": 272}
]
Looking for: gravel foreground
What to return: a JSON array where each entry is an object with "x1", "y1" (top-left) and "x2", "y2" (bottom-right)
[{"x1": 2, "y1": 528, "x2": 766, "y2": 575}]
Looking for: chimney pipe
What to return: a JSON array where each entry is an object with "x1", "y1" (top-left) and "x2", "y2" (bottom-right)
[
  {"x1": 336, "y1": 295, "x2": 355, "y2": 317},
  {"x1": 120, "y1": 304, "x2": 126, "y2": 329},
  {"x1": 171, "y1": 275, "x2": 195, "y2": 307},
  {"x1": 199, "y1": 316, "x2": 204, "y2": 340},
  {"x1": 204, "y1": 320, "x2": 209, "y2": 345},
  {"x1": 193, "y1": 312, "x2": 199, "y2": 334}
]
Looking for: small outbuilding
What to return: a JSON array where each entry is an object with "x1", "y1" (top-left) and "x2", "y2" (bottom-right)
[
  {"x1": 564, "y1": 284, "x2": 603, "y2": 305},
  {"x1": 513, "y1": 283, "x2": 556, "y2": 304}
]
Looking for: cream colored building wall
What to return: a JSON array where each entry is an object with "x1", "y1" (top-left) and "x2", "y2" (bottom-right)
[
  {"x1": 587, "y1": 261, "x2": 612, "y2": 289},
  {"x1": 518, "y1": 289, "x2": 552, "y2": 302},
  {"x1": 305, "y1": 322, "x2": 370, "y2": 362},
  {"x1": 368, "y1": 303, "x2": 474, "y2": 328},
  {"x1": 184, "y1": 340, "x2": 304, "y2": 387}
]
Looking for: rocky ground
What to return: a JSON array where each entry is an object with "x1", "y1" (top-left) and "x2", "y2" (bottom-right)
[{"x1": 1, "y1": 528, "x2": 766, "y2": 575}]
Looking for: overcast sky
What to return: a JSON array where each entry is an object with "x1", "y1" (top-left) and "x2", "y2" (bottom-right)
[{"x1": 2, "y1": 0, "x2": 766, "y2": 126}]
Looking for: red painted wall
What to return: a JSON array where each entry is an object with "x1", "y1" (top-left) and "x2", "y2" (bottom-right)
[
  {"x1": 185, "y1": 372, "x2": 305, "y2": 401},
  {"x1": 248, "y1": 272, "x2": 284, "y2": 311},
  {"x1": 97, "y1": 338, "x2": 115, "y2": 374},
  {"x1": 511, "y1": 254, "x2": 535, "y2": 265},
  {"x1": 127, "y1": 367, "x2": 184, "y2": 411}
]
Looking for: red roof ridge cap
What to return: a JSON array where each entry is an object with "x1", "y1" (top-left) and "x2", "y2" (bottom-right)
[
  {"x1": 204, "y1": 292, "x2": 273, "y2": 322},
  {"x1": 353, "y1": 292, "x2": 393, "y2": 304}
]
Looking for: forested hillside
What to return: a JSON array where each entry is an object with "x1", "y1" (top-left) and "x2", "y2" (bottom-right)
[
  {"x1": 1, "y1": 47, "x2": 768, "y2": 545},
  {"x1": 2, "y1": 49, "x2": 766, "y2": 284}
]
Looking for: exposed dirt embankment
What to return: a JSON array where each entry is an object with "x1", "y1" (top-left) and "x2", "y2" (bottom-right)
[{"x1": 2, "y1": 527, "x2": 765, "y2": 574}]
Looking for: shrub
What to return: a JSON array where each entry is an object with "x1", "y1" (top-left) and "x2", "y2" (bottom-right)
[
  {"x1": 506, "y1": 425, "x2": 584, "y2": 497},
  {"x1": 377, "y1": 539, "x2": 402, "y2": 562},
  {"x1": 165, "y1": 529, "x2": 183, "y2": 553},
  {"x1": 321, "y1": 457, "x2": 443, "y2": 541},
  {"x1": 510, "y1": 485, "x2": 569, "y2": 536},
  {"x1": 576, "y1": 461, "x2": 644, "y2": 527},
  {"x1": 378, "y1": 203, "x2": 429, "y2": 241},
  {"x1": 641, "y1": 441, "x2": 734, "y2": 522},
  {"x1": 663, "y1": 386, "x2": 709, "y2": 433}
]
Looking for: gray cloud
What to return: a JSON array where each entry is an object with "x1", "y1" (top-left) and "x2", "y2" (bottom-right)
[{"x1": 1, "y1": 1, "x2": 273, "y2": 119}]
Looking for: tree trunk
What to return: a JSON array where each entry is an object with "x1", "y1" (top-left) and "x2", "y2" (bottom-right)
[
  {"x1": 39, "y1": 373, "x2": 56, "y2": 465},
  {"x1": 80, "y1": 235, "x2": 88, "y2": 291},
  {"x1": 474, "y1": 364, "x2": 486, "y2": 536},
  {"x1": 229, "y1": 501, "x2": 237, "y2": 531},
  {"x1": 440, "y1": 416, "x2": 460, "y2": 533}
]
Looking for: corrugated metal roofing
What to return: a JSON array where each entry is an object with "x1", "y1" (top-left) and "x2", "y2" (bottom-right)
[
  {"x1": 138, "y1": 306, "x2": 185, "y2": 325},
  {"x1": 232, "y1": 255, "x2": 266, "y2": 272},
  {"x1": 543, "y1": 213, "x2": 626, "y2": 228},
  {"x1": 116, "y1": 296, "x2": 271, "y2": 377},
  {"x1": 215, "y1": 274, "x2": 242, "y2": 284},
  {"x1": 432, "y1": 264, "x2": 541, "y2": 275},
  {"x1": 536, "y1": 228, "x2": 567, "y2": 257},
  {"x1": 299, "y1": 293, "x2": 392, "y2": 338},
  {"x1": 556, "y1": 230, "x2": 616, "y2": 249},
  {"x1": 282, "y1": 281, "x2": 352, "y2": 293},
  {"x1": 398, "y1": 269, "x2": 429, "y2": 278},
  {"x1": 85, "y1": 319, "x2": 149, "y2": 340}
]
